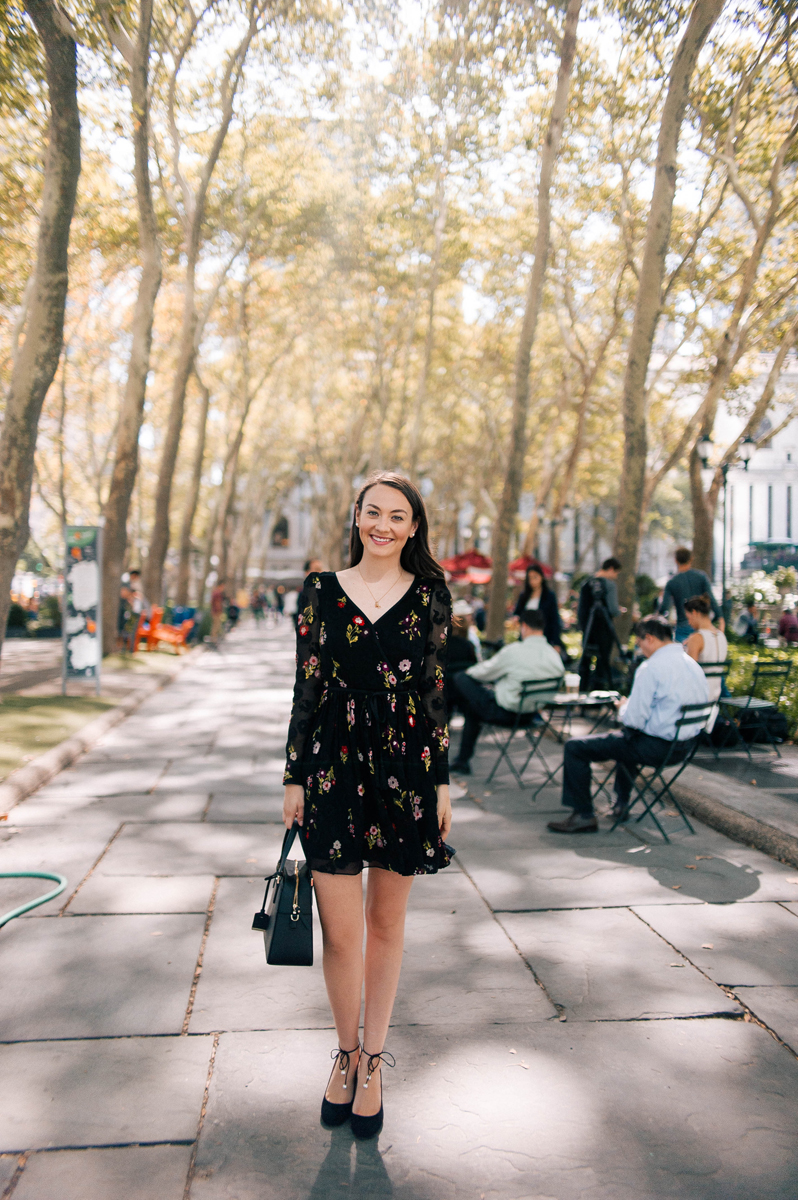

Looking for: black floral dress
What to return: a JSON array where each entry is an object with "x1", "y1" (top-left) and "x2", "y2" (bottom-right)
[{"x1": 283, "y1": 572, "x2": 452, "y2": 876}]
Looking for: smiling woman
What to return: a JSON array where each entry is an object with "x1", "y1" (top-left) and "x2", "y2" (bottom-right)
[{"x1": 282, "y1": 469, "x2": 453, "y2": 1140}]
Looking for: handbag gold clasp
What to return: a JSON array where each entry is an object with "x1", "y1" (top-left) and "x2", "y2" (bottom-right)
[{"x1": 291, "y1": 860, "x2": 301, "y2": 922}]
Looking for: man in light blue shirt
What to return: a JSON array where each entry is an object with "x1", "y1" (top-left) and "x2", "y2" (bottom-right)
[
  {"x1": 548, "y1": 616, "x2": 709, "y2": 833},
  {"x1": 451, "y1": 610, "x2": 564, "y2": 774}
]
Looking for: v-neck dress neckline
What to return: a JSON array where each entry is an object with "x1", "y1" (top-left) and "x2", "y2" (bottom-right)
[{"x1": 333, "y1": 571, "x2": 418, "y2": 626}]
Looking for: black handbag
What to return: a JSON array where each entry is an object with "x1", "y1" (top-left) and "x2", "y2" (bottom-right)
[{"x1": 251, "y1": 822, "x2": 313, "y2": 966}]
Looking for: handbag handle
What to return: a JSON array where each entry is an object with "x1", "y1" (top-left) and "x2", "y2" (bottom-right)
[{"x1": 277, "y1": 820, "x2": 303, "y2": 874}]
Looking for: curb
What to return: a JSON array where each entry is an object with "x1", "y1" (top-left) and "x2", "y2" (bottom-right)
[
  {"x1": 0, "y1": 647, "x2": 203, "y2": 815},
  {"x1": 671, "y1": 782, "x2": 798, "y2": 869}
]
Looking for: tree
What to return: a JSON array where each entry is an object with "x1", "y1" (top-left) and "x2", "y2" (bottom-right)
[
  {"x1": 0, "y1": 0, "x2": 80, "y2": 662},
  {"x1": 142, "y1": 0, "x2": 267, "y2": 604},
  {"x1": 611, "y1": 0, "x2": 726, "y2": 632},
  {"x1": 485, "y1": 0, "x2": 583, "y2": 642},
  {"x1": 99, "y1": 0, "x2": 163, "y2": 653}
]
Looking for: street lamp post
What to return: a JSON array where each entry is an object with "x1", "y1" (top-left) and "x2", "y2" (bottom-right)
[{"x1": 698, "y1": 435, "x2": 756, "y2": 625}]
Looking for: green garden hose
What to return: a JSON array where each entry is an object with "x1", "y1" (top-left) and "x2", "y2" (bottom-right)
[{"x1": 0, "y1": 871, "x2": 68, "y2": 928}]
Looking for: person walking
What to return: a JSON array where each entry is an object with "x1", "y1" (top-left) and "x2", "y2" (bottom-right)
[
  {"x1": 282, "y1": 471, "x2": 452, "y2": 1140},
  {"x1": 209, "y1": 579, "x2": 226, "y2": 647},
  {"x1": 659, "y1": 547, "x2": 723, "y2": 642},
  {"x1": 513, "y1": 562, "x2": 565, "y2": 657},
  {"x1": 577, "y1": 557, "x2": 622, "y2": 691},
  {"x1": 548, "y1": 616, "x2": 708, "y2": 833},
  {"x1": 450, "y1": 610, "x2": 564, "y2": 774}
]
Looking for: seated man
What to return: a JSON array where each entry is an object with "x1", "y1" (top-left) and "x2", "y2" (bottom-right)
[
  {"x1": 450, "y1": 610, "x2": 564, "y2": 774},
  {"x1": 548, "y1": 616, "x2": 709, "y2": 833}
]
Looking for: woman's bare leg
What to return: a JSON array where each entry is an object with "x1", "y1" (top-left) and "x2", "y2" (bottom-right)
[
  {"x1": 313, "y1": 872, "x2": 365, "y2": 1101},
  {"x1": 354, "y1": 869, "x2": 414, "y2": 1117}
]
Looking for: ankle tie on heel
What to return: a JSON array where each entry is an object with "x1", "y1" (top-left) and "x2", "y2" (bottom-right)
[
  {"x1": 331, "y1": 1043, "x2": 360, "y2": 1091},
  {"x1": 361, "y1": 1049, "x2": 395, "y2": 1089}
]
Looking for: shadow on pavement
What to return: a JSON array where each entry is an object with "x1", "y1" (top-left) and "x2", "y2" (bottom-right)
[{"x1": 571, "y1": 837, "x2": 763, "y2": 903}]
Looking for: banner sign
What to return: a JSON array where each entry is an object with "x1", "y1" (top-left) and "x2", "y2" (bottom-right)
[{"x1": 62, "y1": 526, "x2": 102, "y2": 690}]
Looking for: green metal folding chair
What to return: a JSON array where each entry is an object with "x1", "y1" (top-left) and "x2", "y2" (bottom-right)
[{"x1": 484, "y1": 676, "x2": 564, "y2": 788}]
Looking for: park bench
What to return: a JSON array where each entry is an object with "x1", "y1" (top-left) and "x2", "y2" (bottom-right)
[{"x1": 132, "y1": 607, "x2": 195, "y2": 653}]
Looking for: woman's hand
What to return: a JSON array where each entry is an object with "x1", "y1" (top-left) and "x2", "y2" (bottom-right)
[
  {"x1": 283, "y1": 784, "x2": 305, "y2": 830},
  {"x1": 437, "y1": 784, "x2": 452, "y2": 841}
]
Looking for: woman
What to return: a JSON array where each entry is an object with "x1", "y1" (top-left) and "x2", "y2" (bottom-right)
[
  {"x1": 684, "y1": 593, "x2": 728, "y2": 701},
  {"x1": 513, "y1": 563, "x2": 564, "y2": 656},
  {"x1": 282, "y1": 470, "x2": 452, "y2": 1140}
]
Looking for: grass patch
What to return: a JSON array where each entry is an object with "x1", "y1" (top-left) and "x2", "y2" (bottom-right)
[{"x1": 0, "y1": 695, "x2": 114, "y2": 781}]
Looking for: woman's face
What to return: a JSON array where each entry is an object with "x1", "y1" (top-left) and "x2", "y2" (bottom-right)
[
  {"x1": 686, "y1": 608, "x2": 702, "y2": 629},
  {"x1": 356, "y1": 484, "x2": 418, "y2": 563},
  {"x1": 527, "y1": 568, "x2": 544, "y2": 591}
]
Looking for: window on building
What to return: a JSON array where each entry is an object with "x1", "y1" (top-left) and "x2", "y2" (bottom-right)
[
  {"x1": 749, "y1": 485, "x2": 753, "y2": 542},
  {"x1": 768, "y1": 485, "x2": 773, "y2": 539},
  {"x1": 271, "y1": 515, "x2": 289, "y2": 547},
  {"x1": 789, "y1": 487, "x2": 793, "y2": 541}
]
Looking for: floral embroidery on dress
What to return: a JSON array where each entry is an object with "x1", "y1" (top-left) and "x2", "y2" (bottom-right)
[
  {"x1": 400, "y1": 610, "x2": 421, "y2": 639},
  {"x1": 346, "y1": 615, "x2": 368, "y2": 644},
  {"x1": 377, "y1": 660, "x2": 398, "y2": 688},
  {"x1": 366, "y1": 824, "x2": 385, "y2": 850},
  {"x1": 283, "y1": 572, "x2": 452, "y2": 877}
]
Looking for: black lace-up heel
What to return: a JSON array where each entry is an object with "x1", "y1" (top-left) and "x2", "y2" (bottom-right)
[
  {"x1": 320, "y1": 1044, "x2": 360, "y2": 1127},
  {"x1": 351, "y1": 1049, "x2": 395, "y2": 1140}
]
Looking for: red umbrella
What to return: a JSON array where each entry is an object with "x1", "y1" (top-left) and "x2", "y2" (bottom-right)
[
  {"x1": 440, "y1": 550, "x2": 493, "y2": 575},
  {"x1": 508, "y1": 556, "x2": 553, "y2": 580}
]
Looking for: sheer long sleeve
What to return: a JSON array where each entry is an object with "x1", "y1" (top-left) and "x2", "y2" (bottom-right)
[
  {"x1": 419, "y1": 580, "x2": 451, "y2": 785},
  {"x1": 283, "y1": 574, "x2": 324, "y2": 785}
]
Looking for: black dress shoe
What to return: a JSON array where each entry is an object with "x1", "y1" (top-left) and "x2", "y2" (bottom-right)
[
  {"x1": 351, "y1": 1050, "x2": 395, "y2": 1140},
  {"x1": 611, "y1": 801, "x2": 631, "y2": 823},
  {"x1": 547, "y1": 812, "x2": 598, "y2": 833},
  {"x1": 450, "y1": 760, "x2": 471, "y2": 775},
  {"x1": 321, "y1": 1044, "x2": 360, "y2": 1127}
]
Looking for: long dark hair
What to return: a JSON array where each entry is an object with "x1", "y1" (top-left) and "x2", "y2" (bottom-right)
[
  {"x1": 519, "y1": 562, "x2": 550, "y2": 607},
  {"x1": 348, "y1": 471, "x2": 445, "y2": 579}
]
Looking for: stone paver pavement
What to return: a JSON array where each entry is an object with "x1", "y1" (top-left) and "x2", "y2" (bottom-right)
[{"x1": 2, "y1": 621, "x2": 798, "y2": 1198}]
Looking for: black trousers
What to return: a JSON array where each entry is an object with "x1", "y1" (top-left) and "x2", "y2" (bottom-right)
[
  {"x1": 452, "y1": 673, "x2": 524, "y2": 763},
  {"x1": 562, "y1": 729, "x2": 693, "y2": 816}
]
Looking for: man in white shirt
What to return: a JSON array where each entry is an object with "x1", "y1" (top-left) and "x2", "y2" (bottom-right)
[
  {"x1": 450, "y1": 610, "x2": 564, "y2": 774},
  {"x1": 548, "y1": 616, "x2": 709, "y2": 833}
]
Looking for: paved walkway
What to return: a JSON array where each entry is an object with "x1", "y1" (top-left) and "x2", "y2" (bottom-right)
[{"x1": 1, "y1": 622, "x2": 797, "y2": 1199}]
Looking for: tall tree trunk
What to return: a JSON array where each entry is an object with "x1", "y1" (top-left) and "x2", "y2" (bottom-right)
[
  {"x1": 485, "y1": 0, "x2": 582, "y2": 642},
  {"x1": 143, "y1": 6, "x2": 261, "y2": 602},
  {"x1": 612, "y1": 0, "x2": 725, "y2": 634},
  {"x1": 101, "y1": 0, "x2": 162, "y2": 651},
  {"x1": 0, "y1": 0, "x2": 80, "y2": 663},
  {"x1": 144, "y1": 268, "x2": 197, "y2": 603},
  {"x1": 408, "y1": 173, "x2": 447, "y2": 476},
  {"x1": 175, "y1": 370, "x2": 211, "y2": 606}
]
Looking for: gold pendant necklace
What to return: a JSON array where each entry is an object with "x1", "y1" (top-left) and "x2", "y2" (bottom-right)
[{"x1": 358, "y1": 567, "x2": 402, "y2": 609}]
